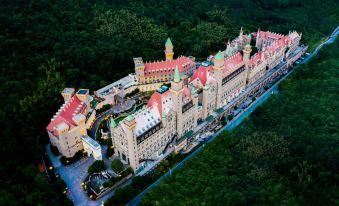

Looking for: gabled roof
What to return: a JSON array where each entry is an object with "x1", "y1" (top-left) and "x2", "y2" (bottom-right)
[
  {"x1": 147, "y1": 90, "x2": 173, "y2": 115},
  {"x1": 182, "y1": 86, "x2": 192, "y2": 104},
  {"x1": 144, "y1": 56, "x2": 195, "y2": 77},
  {"x1": 189, "y1": 65, "x2": 213, "y2": 86},
  {"x1": 47, "y1": 95, "x2": 87, "y2": 135},
  {"x1": 223, "y1": 52, "x2": 244, "y2": 75}
]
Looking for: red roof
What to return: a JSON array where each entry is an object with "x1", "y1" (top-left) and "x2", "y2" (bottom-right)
[
  {"x1": 189, "y1": 65, "x2": 213, "y2": 86},
  {"x1": 47, "y1": 95, "x2": 87, "y2": 135},
  {"x1": 257, "y1": 31, "x2": 284, "y2": 40},
  {"x1": 265, "y1": 37, "x2": 288, "y2": 54},
  {"x1": 144, "y1": 56, "x2": 195, "y2": 77},
  {"x1": 182, "y1": 87, "x2": 192, "y2": 104},
  {"x1": 223, "y1": 52, "x2": 244, "y2": 75},
  {"x1": 250, "y1": 52, "x2": 264, "y2": 66},
  {"x1": 147, "y1": 90, "x2": 171, "y2": 115}
]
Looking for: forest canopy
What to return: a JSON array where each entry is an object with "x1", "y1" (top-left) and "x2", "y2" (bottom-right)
[{"x1": 0, "y1": 0, "x2": 338, "y2": 205}]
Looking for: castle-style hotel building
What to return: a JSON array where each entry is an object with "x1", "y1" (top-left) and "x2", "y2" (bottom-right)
[
  {"x1": 110, "y1": 28, "x2": 302, "y2": 171},
  {"x1": 46, "y1": 28, "x2": 302, "y2": 171}
]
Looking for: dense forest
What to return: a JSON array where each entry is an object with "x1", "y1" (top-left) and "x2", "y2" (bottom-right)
[
  {"x1": 141, "y1": 39, "x2": 339, "y2": 205},
  {"x1": 0, "y1": 0, "x2": 338, "y2": 205}
]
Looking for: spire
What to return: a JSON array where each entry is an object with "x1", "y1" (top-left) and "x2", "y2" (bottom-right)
[
  {"x1": 126, "y1": 114, "x2": 135, "y2": 122},
  {"x1": 191, "y1": 87, "x2": 196, "y2": 95},
  {"x1": 174, "y1": 66, "x2": 180, "y2": 83},
  {"x1": 165, "y1": 38, "x2": 173, "y2": 47},
  {"x1": 110, "y1": 118, "x2": 117, "y2": 128},
  {"x1": 215, "y1": 51, "x2": 223, "y2": 61},
  {"x1": 240, "y1": 27, "x2": 243, "y2": 36}
]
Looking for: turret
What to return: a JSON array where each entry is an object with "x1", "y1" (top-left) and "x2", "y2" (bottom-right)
[
  {"x1": 243, "y1": 44, "x2": 252, "y2": 85},
  {"x1": 243, "y1": 44, "x2": 252, "y2": 65},
  {"x1": 133, "y1": 57, "x2": 145, "y2": 84},
  {"x1": 213, "y1": 51, "x2": 224, "y2": 69},
  {"x1": 213, "y1": 51, "x2": 224, "y2": 108},
  {"x1": 239, "y1": 27, "x2": 244, "y2": 41},
  {"x1": 170, "y1": 66, "x2": 184, "y2": 137},
  {"x1": 109, "y1": 118, "x2": 117, "y2": 145},
  {"x1": 171, "y1": 66, "x2": 183, "y2": 91},
  {"x1": 124, "y1": 114, "x2": 138, "y2": 170},
  {"x1": 256, "y1": 28, "x2": 260, "y2": 48},
  {"x1": 225, "y1": 40, "x2": 233, "y2": 57},
  {"x1": 61, "y1": 88, "x2": 75, "y2": 102},
  {"x1": 165, "y1": 38, "x2": 174, "y2": 60},
  {"x1": 75, "y1": 89, "x2": 89, "y2": 103}
]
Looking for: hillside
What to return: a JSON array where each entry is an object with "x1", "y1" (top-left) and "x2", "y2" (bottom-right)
[
  {"x1": 141, "y1": 39, "x2": 339, "y2": 205},
  {"x1": 0, "y1": 0, "x2": 338, "y2": 205}
]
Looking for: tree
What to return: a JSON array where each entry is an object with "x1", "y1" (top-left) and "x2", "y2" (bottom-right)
[
  {"x1": 111, "y1": 159, "x2": 123, "y2": 173},
  {"x1": 88, "y1": 160, "x2": 105, "y2": 174}
]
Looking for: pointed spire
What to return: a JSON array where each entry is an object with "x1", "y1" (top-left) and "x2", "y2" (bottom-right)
[
  {"x1": 126, "y1": 114, "x2": 135, "y2": 122},
  {"x1": 110, "y1": 117, "x2": 117, "y2": 128},
  {"x1": 165, "y1": 37, "x2": 173, "y2": 46},
  {"x1": 173, "y1": 65, "x2": 180, "y2": 83},
  {"x1": 215, "y1": 51, "x2": 223, "y2": 61},
  {"x1": 240, "y1": 27, "x2": 243, "y2": 35},
  {"x1": 191, "y1": 87, "x2": 196, "y2": 95}
]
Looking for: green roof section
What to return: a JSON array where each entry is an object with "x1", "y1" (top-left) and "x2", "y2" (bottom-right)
[
  {"x1": 245, "y1": 44, "x2": 251, "y2": 50},
  {"x1": 191, "y1": 87, "x2": 196, "y2": 95},
  {"x1": 215, "y1": 51, "x2": 223, "y2": 60},
  {"x1": 165, "y1": 37, "x2": 173, "y2": 46},
  {"x1": 162, "y1": 111, "x2": 166, "y2": 118},
  {"x1": 174, "y1": 66, "x2": 181, "y2": 83},
  {"x1": 110, "y1": 118, "x2": 117, "y2": 128},
  {"x1": 126, "y1": 114, "x2": 135, "y2": 122}
]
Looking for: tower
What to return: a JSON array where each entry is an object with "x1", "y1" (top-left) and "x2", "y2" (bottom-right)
[
  {"x1": 133, "y1": 57, "x2": 145, "y2": 84},
  {"x1": 213, "y1": 51, "x2": 224, "y2": 108},
  {"x1": 191, "y1": 87, "x2": 199, "y2": 128},
  {"x1": 225, "y1": 40, "x2": 233, "y2": 57},
  {"x1": 243, "y1": 44, "x2": 252, "y2": 85},
  {"x1": 256, "y1": 28, "x2": 261, "y2": 49},
  {"x1": 239, "y1": 27, "x2": 244, "y2": 42},
  {"x1": 110, "y1": 118, "x2": 117, "y2": 146},
  {"x1": 170, "y1": 66, "x2": 184, "y2": 137},
  {"x1": 123, "y1": 115, "x2": 138, "y2": 171},
  {"x1": 61, "y1": 88, "x2": 75, "y2": 102},
  {"x1": 165, "y1": 38, "x2": 174, "y2": 61}
]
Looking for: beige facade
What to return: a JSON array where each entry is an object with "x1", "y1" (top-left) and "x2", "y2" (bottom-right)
[
  {"x1": 110, "y1": 29, "x2": 302, "y2": 172},
  {"x1": 47, "y1": 88, "x2": 91, "y2": 158},
  {"x1": 111, "y1": 69, "x2": 198, "y2": 171}
]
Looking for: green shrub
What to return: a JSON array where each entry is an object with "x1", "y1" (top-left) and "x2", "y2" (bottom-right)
[
  {"x1": 88, "y1": 160, "x2": 105, "y2": 174},
  {"x1": 111, "y1": 159, "x2": 123, "y2": 173}
]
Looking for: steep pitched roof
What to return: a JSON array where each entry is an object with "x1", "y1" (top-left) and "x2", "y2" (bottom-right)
[
  {"x1": 165, "y1": 38, "x2": 173, "y2": 46},
  {"x1": 223, "y1": 52, "x2": 244, "y2": 75},
  {"x1": 147, "y1": 90, "x2": 173, "y2": 115},
  {"x1": 189, "y1": 65, "x2": 213, "y2": 86},
  {"x1": 144, "y1": 56, "x2": 195, "y2": 77},
  {"x1": 47, "y1": 95, "x2": 87, "y2": 135}
]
